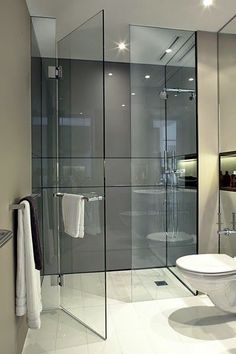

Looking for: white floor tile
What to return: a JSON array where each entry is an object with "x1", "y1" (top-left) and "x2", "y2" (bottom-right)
[
  {"x1": 27, "y1": 311, "x2": 59, "y2": 341},
  {"x1": 55, "y1": 345, "x2": 88, "y2": 354},
  {"x1": 109, "y1": 302, "x2": 144, "y2": 332},
  {"x1": 87, "y1": 331, "x2": 122, "y2": 354},
  {"x1": 23, "y1": 270, "x2": 236, "y2": 354},
  {"x1": 23, "y1": 337, "x2": 56, "y2": 354},
  {"x1": 116, "y1": 329, "x2": 155, "y2": 354}
]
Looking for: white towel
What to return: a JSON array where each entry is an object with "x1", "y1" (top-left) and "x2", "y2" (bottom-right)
[
  {"x1": 16, "y1": 201, "x2": 42, "y2": 329},
  {"x1": 85, "y1": 200, "x2": 101, "y2": 235},
  {"x1": 62, "y1": 194, "x2": 85, "y2": 238}
]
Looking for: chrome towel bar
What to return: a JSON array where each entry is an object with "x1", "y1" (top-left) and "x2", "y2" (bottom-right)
[
  {"x1": 54, "y1": 192, "x2": 103, "y2": 202},
  {"x1": 10, "y1": 194, "x2": 41, "y2": 210}
]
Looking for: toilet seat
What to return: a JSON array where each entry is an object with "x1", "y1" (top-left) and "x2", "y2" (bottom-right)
[{"x1": 176, "y1": 254, "x2": 236, "y2": 275}]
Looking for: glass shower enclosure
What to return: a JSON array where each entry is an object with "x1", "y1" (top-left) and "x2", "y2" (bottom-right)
[
  {"x1": 31, "y1": 11, "x2": 107, "y2": 339},
  {"x1": 31, "y1": 14, "x2": 198, "y2": 339},
  {"x1": 130, "y1": 25, "x2": 198, "y2": 300}
]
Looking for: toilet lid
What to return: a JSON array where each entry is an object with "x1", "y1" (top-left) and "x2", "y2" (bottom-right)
[{"x1": 176, "y1": 254, "x2": 236, "y2": 274}]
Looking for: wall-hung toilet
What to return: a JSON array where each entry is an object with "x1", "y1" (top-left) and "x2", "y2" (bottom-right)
[{"x1": 176, "y1": 254, "x2": 236, "y2": 313}]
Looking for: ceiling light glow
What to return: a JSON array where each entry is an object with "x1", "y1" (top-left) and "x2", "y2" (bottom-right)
[
  {"x1": 122, "y1": 104, "x2": 126, "y2": 107},
  {"x1": 165, "y1": 48, "x2": 172, "y2": 53},
  {"x1": 189, "y1": 77, "x2": 194, "y2": 81},
  {"x1": 202, "y1": 0, "x2": 213, "y2": 7},
  {"x1": 108, "y1": 72, "x2": 113, "y2": 76},
  {"x1": 131, "y1": 92, "x2": 136, "y2": 96},
  {"x1": 118, "y1": 42, "x2": 127, "y2": 50},
  {"x1": 145, "y1": 75, "x2": 151, "y2": 79}
]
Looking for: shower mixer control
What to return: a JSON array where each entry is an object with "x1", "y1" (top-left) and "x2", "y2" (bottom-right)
[{"x1": 218, "y1": 228, "x2": 236, "y2": 236}]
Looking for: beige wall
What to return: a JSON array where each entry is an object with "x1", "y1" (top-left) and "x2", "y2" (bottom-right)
[
  {"x1": 197, "y1": 31, "x2": 219, "y2": 254},
  {"x1": 0, "y1": 0, "x2": 31, "y2": 353},
  {"x1": 219, "y1": 33, "x2": 236, "y2": 153}
]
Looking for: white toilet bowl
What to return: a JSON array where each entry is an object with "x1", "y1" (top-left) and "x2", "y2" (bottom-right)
[{"x1": 176, "y1": 254, "x2": 236, "y2": 313}]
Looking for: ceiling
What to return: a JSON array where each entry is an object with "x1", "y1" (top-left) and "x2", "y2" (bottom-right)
[
  {"x1": 220, "y1": 16, "x2": 236, "y2": 33},
  {"x1": 26, "y1": 0, "x2": 236, "y2": 62}
]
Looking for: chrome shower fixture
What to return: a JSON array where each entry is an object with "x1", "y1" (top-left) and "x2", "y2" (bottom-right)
[
  {"x1": 159, "y1": 88, "x2": 196, "y2": 100},
  {"x1": 189, "y1": 92, "x2": 196, "y2": 101},
  {"x1": 159, "y1": 89, "x2": 168, "y2": 100}
]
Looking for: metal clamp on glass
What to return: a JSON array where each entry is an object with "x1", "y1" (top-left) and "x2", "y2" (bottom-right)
[{"x1": 218, "y1": 228, "x2": 236, "y2": 236}]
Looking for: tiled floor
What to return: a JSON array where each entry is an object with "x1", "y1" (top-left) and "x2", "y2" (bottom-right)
[
  {"x1": 60, "y1": 268, "x2": 192, "y2": 308},
  {"x1": 22, "y1": 295, "x2": 236, "y2": 354},
  {"x1": 131, "y1": 268, "x2": 192, "y2": 301},
  {"x1": 22, "y1": 269, "x2": 236, "y2": 353}
]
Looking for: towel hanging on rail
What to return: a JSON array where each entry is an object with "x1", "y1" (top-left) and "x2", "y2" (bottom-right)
[
  {"x1": 62, "y1": 193, "x2": 85, "y2": 238},
  {"x1": 16, "y1": 201, "x2": 42, "y2": 329},
  {"x1": 20, "y1": 196, "x2": 42, "y2": 271}
]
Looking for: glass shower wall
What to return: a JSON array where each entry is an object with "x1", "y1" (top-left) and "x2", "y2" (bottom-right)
[
  {"x1": 31, "y1": 17, "x2": 58, "y2": 277},
  {"x1": 165, "y1": 34, "x2": 198, "y2": 279},
  {"x1": 130, "y1": 25, "x2": 198, "y2": 301},
  {"x1": 31, "y1": 13, "x2": 107, "y2": 339},
  {"x1": 57, "y1": 11, "x2": 106, "y2": 338}
]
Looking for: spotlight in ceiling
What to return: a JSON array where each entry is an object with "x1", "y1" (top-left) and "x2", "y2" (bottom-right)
[
  {"x1": 189, "y1": 77, "x2": 194, "y2": 82},
  {"x1": 202, "y1": 0, "x2": 213, "y2": 7},
  {"x1": 145, "y1": 75, "x2": 151, "y2": 79},
  {"x1": 165, "y1": 48, "x2": 172, "y2": 54},
  {"x1": 122, "y1": 104, "x2": 126, "y2": 107},
  {"x1": 108, "y1": 72, "x2": 113, "y2": 76},
  {"x1": 131, "y1": 92, "x2": 136, "y2": 96},
  {"x1": 118, "y1": 42, "x2": 127, "y2": 50}
]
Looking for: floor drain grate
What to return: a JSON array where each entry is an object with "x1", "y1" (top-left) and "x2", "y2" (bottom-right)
[{"x1": 155, "y1": 280, "x2": 168, "y2": 287}]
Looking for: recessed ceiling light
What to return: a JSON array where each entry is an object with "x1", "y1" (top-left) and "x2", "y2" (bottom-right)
[
  {"x1": 80, "y1": 112, "x2": 83, "y2": 115},
  {"x1": 145, "y1": 75, "x2": 151, "y2": 79},
  {"x1": 202, "y1": 0, "x2": 213, "y2": 7},
  {"x1": 131, "y1": 92, "x2": 136, "y2": 96},
  {"x1": 165, "y1": 48, "x2": 172, "y2": 53},
  {"x1": 189, "y1": 77, "x2": 194, "y2": 81},
  {"x1": 108, "y1": 72, "x2": 113, "y2": 76},
  {"x1": 122, "y1": 104, "x2": 126, "y2": 107},
  {"x1": 118, "y1": 42, "x2": 127, "y2": 50}
]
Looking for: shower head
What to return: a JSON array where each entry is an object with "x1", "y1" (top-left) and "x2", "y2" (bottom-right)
[{"x1": 159, "y1": 90, "x2": 168, "y2": 100}]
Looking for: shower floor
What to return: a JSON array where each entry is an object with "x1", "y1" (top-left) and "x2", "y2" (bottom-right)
[
  {"x1": 42, "y1": 268, "x2": 192, "y2": 311},
  {"x1": 108, "y1": 268, "x2": 192, "y2": 303},
  {"x1": 40, "y1": 268, "x2": 192, "y2": 337}
]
